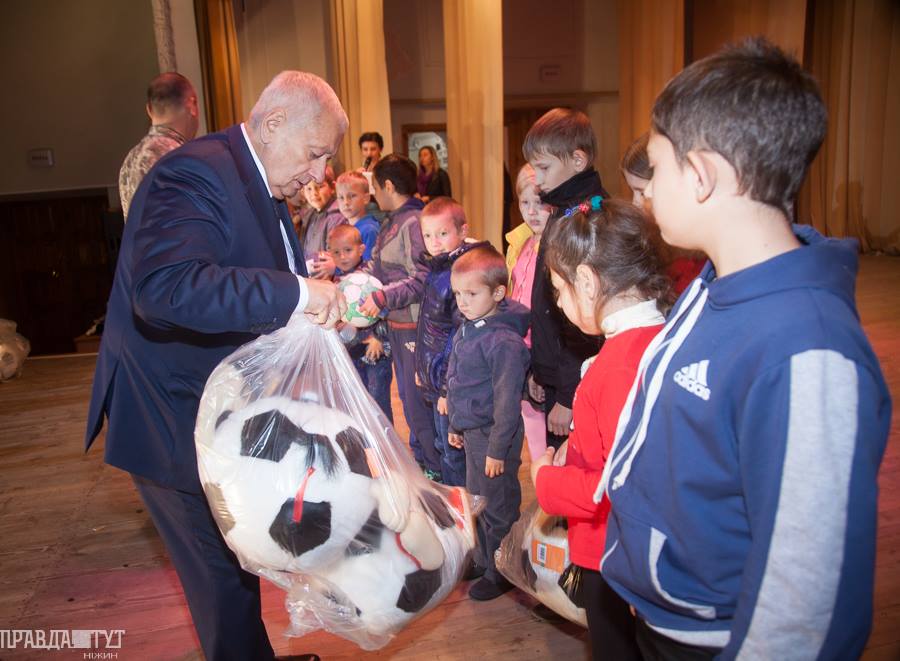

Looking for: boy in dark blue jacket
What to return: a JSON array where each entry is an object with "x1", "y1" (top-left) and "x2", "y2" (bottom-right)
[
  {"x1": 598, "y1": 38, "x2": 891, "y2": 660},
  {"x1": 446, "y1": 245, "x2": 530, "y2": 601},
  {"x1": 416, "y1": 197, "x2": 489, "y2": 487}
]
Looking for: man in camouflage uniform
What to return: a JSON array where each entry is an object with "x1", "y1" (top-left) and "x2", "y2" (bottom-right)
[{"x1": 118, "y1": 72, "x2": 199, "y2": 220}]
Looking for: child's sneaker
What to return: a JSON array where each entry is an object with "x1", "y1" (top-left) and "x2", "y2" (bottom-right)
[{"x1": 468, "y1": 575, "x2": 513, "y2": 601}]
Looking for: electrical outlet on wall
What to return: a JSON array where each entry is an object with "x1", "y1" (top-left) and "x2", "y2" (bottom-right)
[{"x1": 28, "y1": 148, "x2": 54, "y2": 168}]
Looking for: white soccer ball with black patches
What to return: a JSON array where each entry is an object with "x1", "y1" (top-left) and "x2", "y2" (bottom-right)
[{"x1": 197, "y1": 394, "x2": 379, "y2": 574}]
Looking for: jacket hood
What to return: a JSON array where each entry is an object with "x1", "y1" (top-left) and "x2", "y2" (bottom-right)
[
  {"x1": 394, "y1": 196, "x2": 426, "y2": 214},
  {"x1": 540, "y1": 167, "x2": 609, "y2": 209},
  {"x1": 467, "y1": 299, "x2": 530, "y2": 337},
  {"x1": 705, "y1": 225, "x2": 859, "y2": 313}
]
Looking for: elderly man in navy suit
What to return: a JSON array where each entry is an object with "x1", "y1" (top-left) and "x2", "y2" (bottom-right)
[{"x1": 86, "y1": 71, "x2": 348, "y2": 661}]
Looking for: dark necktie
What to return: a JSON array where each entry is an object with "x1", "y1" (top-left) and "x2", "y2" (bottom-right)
[{"x1": 272, "y1": 197, "x2": 306, "y2": 277}]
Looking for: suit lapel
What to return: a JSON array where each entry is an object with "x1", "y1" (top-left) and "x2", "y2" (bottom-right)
[{"x1": 227, "y1": 124, "x2": 290, "y2": 272}]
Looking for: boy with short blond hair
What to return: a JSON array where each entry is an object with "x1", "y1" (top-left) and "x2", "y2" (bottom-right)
[
  {"x1": 335, "y1": 171, "x2": 380, "y2": 260},
  {"x1": 599, "y1": 38, "x2": 891, "y2": 659},
  {"x1": 416, "y1": 197, "x2": 489, "y2": 486},
  {"x1": 523, "y1": 108, "x2": 607, "y2": 451},
  {"x1": 446, "y1": 245, "x2": 529, "y2": 600}
]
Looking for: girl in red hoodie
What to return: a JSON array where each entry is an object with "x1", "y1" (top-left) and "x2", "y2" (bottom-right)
[{"x1": 531, "y1": 199, "x2": 673, "y2": 660}]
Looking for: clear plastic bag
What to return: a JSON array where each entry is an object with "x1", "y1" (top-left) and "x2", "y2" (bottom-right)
[
  {"x1": 194, "y1": 314, "x2": 479, "y2": 650},
  {"x1": 0, "y1": 319, "x2": 31, "y2": 382},
  {"x1": 495, "y1": 499, "x2": 588, "y2": 627}
]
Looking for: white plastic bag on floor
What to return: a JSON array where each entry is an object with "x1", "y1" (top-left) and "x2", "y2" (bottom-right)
[
  {"x1": 496, "y1": 499, "x2": 587, "y2": 627},
  {"x1": 0, "y1": 319, "x2": 30, "y2": 381},
  {"x1": 195, "y1": 314, "x2": 478, "y2": 650}
]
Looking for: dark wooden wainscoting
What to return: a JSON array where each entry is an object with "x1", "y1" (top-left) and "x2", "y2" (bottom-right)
[{"x1": 0, "y1": 189, "x2": 122, "y2": 355}]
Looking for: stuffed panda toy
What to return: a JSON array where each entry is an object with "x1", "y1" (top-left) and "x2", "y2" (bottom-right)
[
  {"x1": 195, "y1": 361, "x2": 476, "y2": 649},
  {"x1": 496, "y1": 500, "x2": 587, "y2": 627}
]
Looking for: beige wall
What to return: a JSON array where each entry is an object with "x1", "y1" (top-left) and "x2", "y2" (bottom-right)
[
  {"x1": 0, "y1": 0, "x2": 158, "y2": 195},
  {"x1": 232, "y1": 0, "x2": 335, "y2": 120},
  {"x1": 384, "y1": 0, "x2": 620, "y2": 187}
]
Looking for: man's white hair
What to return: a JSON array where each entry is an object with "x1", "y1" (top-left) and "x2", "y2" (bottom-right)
[{"x1": 248, "y1": 71, "x2": 348, "y2": 132}]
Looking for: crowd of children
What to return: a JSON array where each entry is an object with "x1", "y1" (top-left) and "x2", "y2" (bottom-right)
[{"x1": 286, "y1": 38, "x2": 890, "y2": 660}]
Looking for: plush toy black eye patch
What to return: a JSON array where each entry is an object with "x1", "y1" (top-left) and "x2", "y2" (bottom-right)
[
  {"x1": 335, "y1": 427, "x2": 371, "y2": 477},
  {"x1": 240, "y1": 409, "x2": 337, "y2": 474}
]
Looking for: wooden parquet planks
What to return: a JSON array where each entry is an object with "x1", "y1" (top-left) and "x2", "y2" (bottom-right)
[{"x1": 0, "y1": 254, "x2": 897, "y2": 660}]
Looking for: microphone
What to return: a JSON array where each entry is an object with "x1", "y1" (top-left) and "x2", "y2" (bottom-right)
[{"x1": 363, "y1": 157, "x2": 372, "y2": 170}]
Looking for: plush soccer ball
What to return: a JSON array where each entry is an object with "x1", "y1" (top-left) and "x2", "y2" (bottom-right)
[
  {"x1": 195, "y1": 366, "x2": 477, "y2": 648},
  {"x1": 338, "y1": 272, "x2": 383, "y2": 328},
  {"x1": 0, "y1": 320, "x2": 30, "y2": 382},
  {"x1": 496, "y1": 500, "x2": 587, "y2": 627}
]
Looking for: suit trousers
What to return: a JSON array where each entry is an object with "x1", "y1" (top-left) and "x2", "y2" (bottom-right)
[{"x1": 133, "y1": 475, "x2": 274, "y2": 661}]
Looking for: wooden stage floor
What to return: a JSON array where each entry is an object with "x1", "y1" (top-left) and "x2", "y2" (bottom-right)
[{"x1": 1, "y1": 254, "x2": 898, "y2": 660}]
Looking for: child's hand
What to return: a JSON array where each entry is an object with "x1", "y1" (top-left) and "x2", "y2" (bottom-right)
[
  {"x1": 485, "y1": 456, "x2": 504, "y2": 478},
  {"x1": 437, "y1": 396, "x2": 448, "y2": 416},
  {"x1": 311, "y1": 251, "x2": 336, "y2": 280},
  {"x1": 528, "y1": 375, "x2": 546, "y2": 403},
  {"x1": 414, "y1": 372, "x2": 422, "y2": 387},
  {"x1": 363, "y1": 336, "x2": 384, "y2": 361},
  {"x1": 530, "y1": 446, "x2": 555, "y2": 486},
  {"x1": 548, "y1": 403, "x2": 573, "y2": 436},
  {"x1": 448, "y1": 433, "x2": 464, "y2": 449},
  {"x1": 358, "y1": 294, "x2": 382, "y2": 318}
]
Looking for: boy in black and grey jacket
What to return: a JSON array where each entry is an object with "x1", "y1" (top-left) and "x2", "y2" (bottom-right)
[{"x1": 446, "y1": 245, "x2": 530, "y2": 601}]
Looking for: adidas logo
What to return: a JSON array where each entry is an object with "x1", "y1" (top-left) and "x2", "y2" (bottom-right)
[{"x1": 674, "y1": 360, "x2": 711, "y2": 400}]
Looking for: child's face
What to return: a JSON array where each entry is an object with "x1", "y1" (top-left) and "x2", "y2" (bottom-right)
[
  {"x1": 451, "y1": 270, "x2": 504, "y2": 321},
  {"x1": 421, "y1": 212, "x2": 467, "y2": 256},
  {"x1": 336, "y1": 182, "x2": 368, "y2": 221},
  {"x1": 304, "y1": 179, "x2": 334, "y2": 211},
  {"x1": 529, "y1": 151, "x2": 581, "y2": 193},
  {"x1": 371, "y1": 177, "x2": 395, "y2": 211},
  {"x1": 623, "y1": 171, "x2": 650, "y2": 210},
  {"x1": 517, "y1": 185, "x2": 551, "y2": 236},
  {"x1": 549, "y1": 268, "x2": 601, "y2": 336},
  {"x1": 328, "y1": 235, "x2": 365, "y2": 273},
  {"x1": 645, "y1": 132, "x2": 697, "y2": 249}
]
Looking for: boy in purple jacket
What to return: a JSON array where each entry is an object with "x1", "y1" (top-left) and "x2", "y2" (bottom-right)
[{"x1": 446, "y1": 245, "x2": 530, "y2": 600}]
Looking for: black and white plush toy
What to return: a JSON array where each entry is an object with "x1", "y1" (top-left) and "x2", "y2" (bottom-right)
[{"x1": 196, "y1": 360, "x2": 476, "y2": 649}]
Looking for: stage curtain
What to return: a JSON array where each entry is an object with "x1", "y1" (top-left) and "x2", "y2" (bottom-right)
[
  {"x1": 330, "y1": 0, "x2": 394, "y2": 172},
  {"x1": 193, "y1": 0, "x2": 242, "y2": 132},
  {"x1": 617, "y1": 0, "x2": 684, "y2": 169},
  {"x1": 799, "y1": 0, "x2": 900, "y2": 253},
  {"x1": 442, "y1": 0, "x2": 504, "y2": 247}
]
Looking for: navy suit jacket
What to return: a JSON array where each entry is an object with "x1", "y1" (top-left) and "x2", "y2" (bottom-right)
[{"x1": 86, "y1": 124, "x2": 308, "y2": 492}]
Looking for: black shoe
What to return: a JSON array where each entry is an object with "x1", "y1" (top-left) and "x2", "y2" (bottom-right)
[
  {"x1": 531, "y1": 602, "x2": 565, "y2": 622},
  {"x1": 276, "y1": 655, "x2": 321, "y2": 661},
  {"x1": 469, "y1": 576, "x2": 514, "y2": 601},
  {"x1": 463, "y1": 562, "x2": 486, "y2": 581}
]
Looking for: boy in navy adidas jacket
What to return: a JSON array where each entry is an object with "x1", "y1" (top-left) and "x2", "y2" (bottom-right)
[{"x1": 598, "y1": 39, "x2": 891, "y2": 660}]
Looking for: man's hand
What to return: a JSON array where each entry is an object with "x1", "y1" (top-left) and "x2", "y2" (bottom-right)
[
  {"x1": 485, "y1": 456, "x2": 504, "y2": 478},
  {"x1": 530, "y1": 446, "x2": 555, "y2": 485},
  {"x1": 448, "y1": 433, "x2": 464, "y2": 449},
  {"x1": 547, "y1": 403, "x2": 573, "y2": 437},
  {"x1": 363, "y1": 336, "x2": 384, "y2": 361},
  {"x1": 437, "y1": 396, "x2": 448, "y2": 416},
  {"x1": 358, "y1": 293, "x2": 382, "y2": 318},
  {"x1": 528, "y1": 374, "x2": 546, "y2": 403},
  {"x1": 303, "y1": 278, "x2": 346, "y2": 329}
]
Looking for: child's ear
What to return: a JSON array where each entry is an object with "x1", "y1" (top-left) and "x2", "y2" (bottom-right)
[
  {"x1": 460, "y1": 223, "x2": 469, "y2": 239},
  {"x1": 571, "y1": 149, "x2": 590, "y2": 173},
  {"x1": 575, "y1": 264, "x2": 600, "y2": 300},
  {"x1": 685, "y1": 150, "x2": 718, "y2": 204},
  {"x1": 383, "y1": 179, "x2": 396, "y2": 195},
  {"x1": 492, "y1": 285, "x2": 507, "y2": 302}
]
